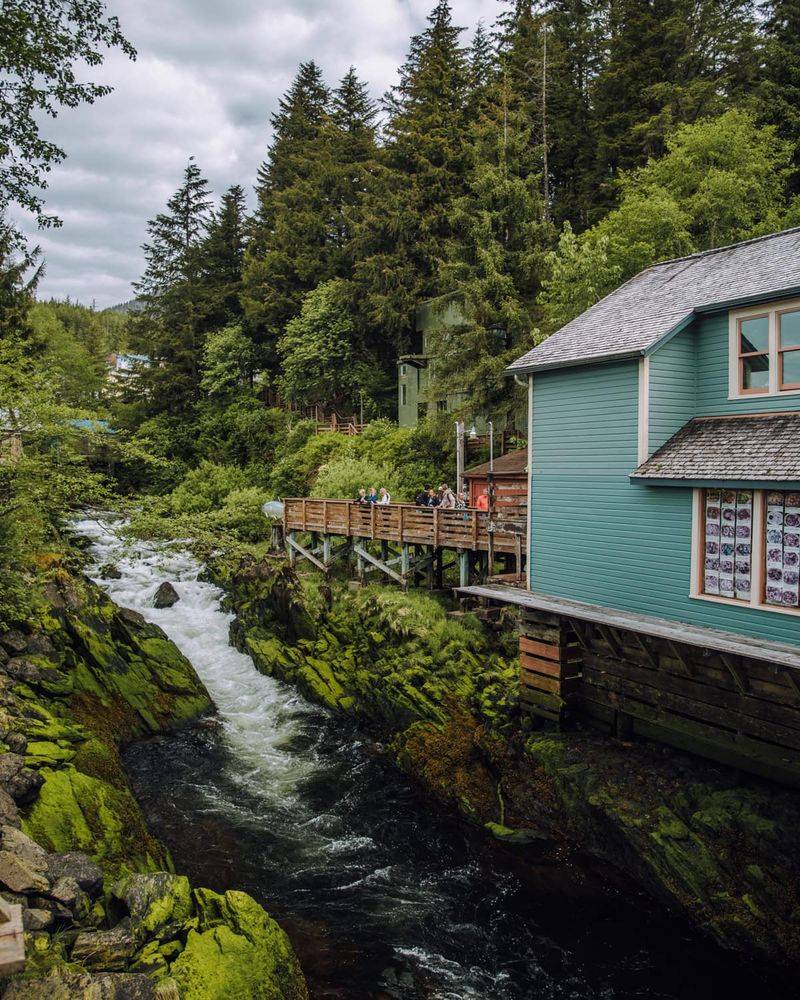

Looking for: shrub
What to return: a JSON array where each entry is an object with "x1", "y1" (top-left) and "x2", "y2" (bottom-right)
[{"x1": 311, "y1": 456, "x2": 400, "y2": 501}]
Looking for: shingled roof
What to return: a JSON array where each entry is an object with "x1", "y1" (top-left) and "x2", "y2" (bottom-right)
[
  {"x1": 632, "y1": 413, "x2": 800, "y2": 483},
  {"x1": 509, "y1": 228, "x2": 800, "y2": 374}
]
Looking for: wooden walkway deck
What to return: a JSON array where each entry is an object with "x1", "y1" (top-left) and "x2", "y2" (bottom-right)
[{"x1": 283, "y1": 498, "x2": 526, "y2": 586}]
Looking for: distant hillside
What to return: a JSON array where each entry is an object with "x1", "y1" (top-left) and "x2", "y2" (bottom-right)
[{"x1": 105, "y1": 298, "x2": 143, "y2": 315}]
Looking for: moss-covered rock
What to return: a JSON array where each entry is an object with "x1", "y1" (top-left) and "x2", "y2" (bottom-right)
[
  {"x1": 170, "y1": 889, "x2": 308, "y2": 1000},
  {"x1": 0, "y1": 568, "x2": 308, "y2": 998}
]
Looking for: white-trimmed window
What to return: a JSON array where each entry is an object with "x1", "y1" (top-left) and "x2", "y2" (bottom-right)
[
  {"x1": 729, "y1": 299, "x2": 800, "y2": 399},
  {"x1": 692, "y1": 488, "x2": 800, "y2": 614}
]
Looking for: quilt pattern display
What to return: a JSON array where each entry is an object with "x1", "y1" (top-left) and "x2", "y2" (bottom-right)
[
  {"x1": 704, "y1": 490, "x2": 752, "y2": 601},
  {"x1": 766, "y1": 491, "x2": 800, "y2": 609}
]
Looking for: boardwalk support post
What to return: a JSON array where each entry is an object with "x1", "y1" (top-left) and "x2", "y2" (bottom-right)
[
  {"x1": 459, "y1": 550, "x2": 469, "y2": 587},
  {"x1": 286, "y1": 533, "x2": 327, "y2": 572}
]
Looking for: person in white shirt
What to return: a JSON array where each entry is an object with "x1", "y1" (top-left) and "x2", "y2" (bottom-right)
[{"x1": 379, "y1": 487, "x2": 391, "y2": 505}]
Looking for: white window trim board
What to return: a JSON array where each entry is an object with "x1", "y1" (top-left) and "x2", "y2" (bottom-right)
[{"x1": 637, "y1": 356, "x2": 650, "y2": 464}]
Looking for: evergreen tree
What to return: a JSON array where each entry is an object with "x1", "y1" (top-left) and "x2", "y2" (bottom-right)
[
  {"x1": 435, "y1": 71, "x2": 552, "y2": 418},
  {"x1": 327, "y1": 68, "x2": 380, "y2": 276},
  {"x1": 592, "y1": 0, "x2": 758, "y2": 205},
  {"x1": 759, "y1": 0, "x2": 800, "y2": 191},
  {"x1": 132, "y1": 158, "x2": 212, "y2": 441},
  {"x1": 352, "y1": 1, "x2": 471, "y2": 357},
  {"x1": 198, "y1": 184, "x2": 248, "y2": 333},
  {"x1": 242, "y1": 62, "x2": 333, "y2": 361}
]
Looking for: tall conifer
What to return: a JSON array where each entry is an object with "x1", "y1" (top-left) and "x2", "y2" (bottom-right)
[
  {"x1": 352, "y1": 1, "x2": 471, "y2": 356},
  {"x1": 133, "y1": 158, "x2": 212, "y2": 431},
  {"x1": 242, "y1": 62, "x2": 333, "y2": 364},
  {"x1": 759, "y1": 0, "x2": 800, "y2": 190}
]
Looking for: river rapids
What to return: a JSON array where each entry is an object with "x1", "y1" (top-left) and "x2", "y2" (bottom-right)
[{"x1": 75, "y1": 515, "x2": 784, "y2": 1000}]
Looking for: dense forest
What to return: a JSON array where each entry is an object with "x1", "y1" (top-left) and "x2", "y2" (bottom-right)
[{"x1": 3, "y1": 0, "x2": 800, "y2": 617}]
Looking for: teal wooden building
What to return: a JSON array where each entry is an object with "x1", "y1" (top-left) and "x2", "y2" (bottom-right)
[{"x1": 461, "y1": 228, "x2": 800, "y2": 784}]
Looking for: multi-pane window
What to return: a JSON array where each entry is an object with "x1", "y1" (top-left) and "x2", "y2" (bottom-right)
[
  {"x1": 703, "y1": 490, "x2": 753, "y2": 601},
  {"x1": 779, "y1": 309, "x2": 800, "y2": 391},
  {"x1": 765, "y1": 491, "x2": 800, "y2": 610},
  {"x1": 737, "y1": 315, "x2": 770, "y2": 394},
  {"x1": 731, "y1": 301, "x2": 800, "y2": 398}
]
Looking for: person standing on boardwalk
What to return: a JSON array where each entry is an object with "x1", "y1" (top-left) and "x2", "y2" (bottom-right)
[{"x1": 439, "y1": 484, "x2": 456, "y2": 509}]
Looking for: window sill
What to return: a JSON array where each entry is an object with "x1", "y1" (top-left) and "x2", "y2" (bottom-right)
[
  {"x1": 690, "y1": 592, "x2": 800, "y2": 617},
  {"x1": 727, "y1": 386, "x2": 800, "y2": 402}
]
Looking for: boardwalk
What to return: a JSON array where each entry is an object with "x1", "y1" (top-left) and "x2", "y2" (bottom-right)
[{"x1": 283, "y1": 498, "x2": 526, "y2": 587}]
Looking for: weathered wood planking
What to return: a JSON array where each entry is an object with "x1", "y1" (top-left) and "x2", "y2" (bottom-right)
[
  {"x1": 284, "y1": 499, "x2": 526, "y2": 554},
  {"x1": 460, "y1": 584, "x2": 800, "y2": 784}
]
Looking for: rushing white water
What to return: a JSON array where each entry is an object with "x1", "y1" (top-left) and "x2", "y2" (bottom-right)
[
  {"x1": 73, "y1": 515, "x2": 781, "y2": 1000},
  {"x1": 74, "y1": 515, "x2": 519, "y2": 998}
]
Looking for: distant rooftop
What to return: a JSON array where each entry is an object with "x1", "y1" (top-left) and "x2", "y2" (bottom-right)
[{"x1": 509, "y1": 227, "x2": 800, "y2": 375}]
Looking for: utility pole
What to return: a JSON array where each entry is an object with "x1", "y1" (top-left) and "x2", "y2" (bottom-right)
[{"x1": 455, "y1": 421, "x2": 465, "y2": 495}]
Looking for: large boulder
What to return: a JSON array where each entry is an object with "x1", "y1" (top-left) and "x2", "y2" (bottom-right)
[
  {"x1": 2, "y1": 967, "x2": 159, "y2": 999},
  {"x1": 113, "y1": 872, "x2": 193, "y2": 942},
  {"x1": 72, "y1": 919, "x2": 138, "y2": 970},
  {"x1": 46, "y1": 851, "x2": 103, "y2": 896},
  {"x1": 153, "y1": 583, "x2": 179, "y2": 609},
  {"x1": 100, "y1": 564, "x2": 123, "y2": 580},
  {"x1": 0, "y1": 849, "x2": 49, "y2": 893}
]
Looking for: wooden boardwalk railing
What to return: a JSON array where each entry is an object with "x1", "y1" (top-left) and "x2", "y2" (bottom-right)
[{"x1": 283, "y1": 498, "x2": 526, "y2": 554}]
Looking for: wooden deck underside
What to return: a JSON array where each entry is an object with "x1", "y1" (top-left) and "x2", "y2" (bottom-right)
[{"x1": 459, "y1": 583, "x2": 800, "y2": 785}]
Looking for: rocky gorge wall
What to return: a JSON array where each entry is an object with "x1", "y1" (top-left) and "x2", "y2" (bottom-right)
[
  {"x1": 216, "y1": 552, "x2": 800, "y2": 978},
  {"x1": 0, "y1": 566, "x2": 307, "y2": 1000}
]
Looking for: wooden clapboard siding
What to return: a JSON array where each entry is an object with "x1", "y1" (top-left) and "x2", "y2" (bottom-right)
[
  {"x1": 284, "y1": 499, "x2": 526, "y2": 554},
  {"x1": 648, "y1": 328, "x2": 697, "y2": 453}
]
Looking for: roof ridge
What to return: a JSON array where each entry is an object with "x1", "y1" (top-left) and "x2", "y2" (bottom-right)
[{"x1": 646, "y1": 226, "x2": 800, "y2": 272}]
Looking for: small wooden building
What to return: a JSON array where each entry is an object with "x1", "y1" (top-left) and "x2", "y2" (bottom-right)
[{"x1": 463, "y1": 448, "x2": 528, "y2": 509}]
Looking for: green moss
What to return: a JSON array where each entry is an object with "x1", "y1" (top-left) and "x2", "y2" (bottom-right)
[
  {"x1": 22, "y1": 766, "x2": 164, "y2": 871},
  {"x1": 170, "y1": 890, "x2": 308, "y2": 1000}
]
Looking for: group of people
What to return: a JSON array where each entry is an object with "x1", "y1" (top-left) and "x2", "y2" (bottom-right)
[
  {"x1": 414, "y1": 484, "x2": 468, "y2": 509},
  {"x1": 353, "y1": 486, "x2": 391, "y2": 505},
  {"x1": 352, "y1": 483, "x2": 491, "y2": 510}
]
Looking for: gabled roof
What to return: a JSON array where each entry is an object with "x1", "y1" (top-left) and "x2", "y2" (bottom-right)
[
  {"x1": 632, "y1": 413, "x2": 800, "y2": 483},
  {"x1": 509, "y1": 228, "x2": 800, "y2": 375},
  {"x1": 463, "y1": 448, "x2": 528, "y2": 479}
]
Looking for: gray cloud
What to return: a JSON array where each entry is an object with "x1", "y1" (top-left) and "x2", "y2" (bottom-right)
[{"x1": 16, "y1": 0, "x2": 501, "y2": 308}]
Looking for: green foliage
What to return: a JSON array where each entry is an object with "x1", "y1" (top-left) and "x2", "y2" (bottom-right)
[
  {"x1": 310, "y1": 457, "x2": 399, "y2": 501},
  {"x1": 758, "y1": 0, "x2": 800, "y2": 189},
  {"x1": 270, "y1": 419, "x2": 450, "y2": 502},
  {"x1": 278, "y1": 280, "x2": 376, "y2": 408},
  {"x1": 540, "y1": 110, "x2": 800, "y2": 329},
  {"x1": 0, "y1": 0, "x2": 135, "y2": 227},
  {"x1": 200, "y1": 324, "x2": 256, "y2": 398}
]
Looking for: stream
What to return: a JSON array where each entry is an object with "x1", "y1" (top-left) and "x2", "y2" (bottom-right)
[{"x1": 76, "y1": 515, "x2": 788, "y2": 1000}]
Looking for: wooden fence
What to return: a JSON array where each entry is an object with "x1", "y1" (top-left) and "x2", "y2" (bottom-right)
[{"x1": 283, "y1": 498, "x2": 526, "y2": 555}]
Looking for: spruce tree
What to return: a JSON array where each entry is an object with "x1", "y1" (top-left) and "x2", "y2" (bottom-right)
[
  {"x1": 352, "y1": 1, "x2": 471, "y2": 357},
  {"x1": 199, "y1": 184, "x2": 248, "y2": 333},
  {"x1": 328, "y1": 68, "x2": 380, "y2": 275},
  {"x1": 436, "y1": 71, "x2": 552, "y2": 418},
  {"x1": 241, "y1": 62, "x2": 333, "y2": 365},
  {"x1": 132, "y1": 158, "x2": 212, "y2": 437},
  {"x1": 592, "y1": 0, "x2": 758, "y2": 205},
  {"x1": 759, "y1": 0, "x2": 800, "y2": 190}
]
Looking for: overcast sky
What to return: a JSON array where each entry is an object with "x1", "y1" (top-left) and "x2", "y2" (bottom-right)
[{"x1": 16, "y1": 0, "x2": 502, "y2": 309}]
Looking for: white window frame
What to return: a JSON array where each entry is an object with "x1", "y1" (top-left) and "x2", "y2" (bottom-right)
[
  {"x1": 728, "y1": 297, "x2": 800, "y2": 400},
  {"x1": 690, "y1": 488, "x2": 800, "y2": 617}
]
